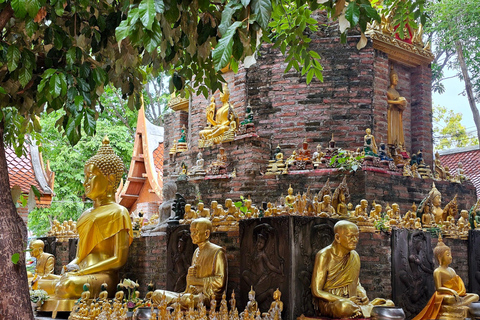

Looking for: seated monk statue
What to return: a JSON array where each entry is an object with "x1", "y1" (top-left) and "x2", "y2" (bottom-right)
[
  {"x1": 413, "y1": 236, "x2": 479, "y2": 320},
  {"x1": 28, "y1": 240, "x2": 57, "y2": 294},
  {"x1": 41, "y1": 137, "x2": 133, "y2": 313},
  {"x1": 312, "y1": 220, "x2": 393, "y2": 318},
  {"x1": 151, "y1": 218, "x2": 227, "y2": 308},
  {"x1": 317, "y1": 195, "x2": 335, "y2": 218}
]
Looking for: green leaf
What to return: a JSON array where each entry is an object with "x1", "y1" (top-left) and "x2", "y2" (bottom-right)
[
  {"x1": 345, "y1": 1, "x2": 360, "y2": 27},
  {"x1": 59, "y1": 72, "x2": 67, "y2": 96},
  {"x1": 0, "y1": 87, "x2": 6, "y2": 94},
  {"x1": 25, "y1": 0, "x2": 41, "y2": 18},
  {"x1": 139, "y1": 0, "x2": 155, "y2": 30},
  {"x1": 306, "y1": 68, "x2": 314, "y2": 84},
  {"x1": 7, "y1": 45, "x2": 21, "y2": 72},
  {"x1": 74, "y1": 95, "x2": 84, "y2": 110},
  {"x1": 31, "y1": 185, "x2": 41, "y2": 200},
  {"x1": 360, "y1": 4, "x2": 380, "y2": 23},
  {"x1": 11, "y1": 253, "x2": 20, "y2": 264},
  {"x1": 92, "y1": 68, "x2": 107, "y2": 86},
  {"x1": 83, "y1": 109, "x2": 96, "y2": 136},
  {"x1": 219, "y1": 2, "x2": 243, "y2": 36},
  {"x1": 309, "y1": 50, "x2": 321, "y2": 60},
  {"x1": 66, "y1": 47, "x2": 76, "y2": 65},
  {"x1": 25, "y1": 19, "x2": 37, "y2": 37},
  {"x1": 115, "y1": 20, "x2": 130, "y2": 42},
  {"x1": 213, "y1": 21, "x2": 241, "y2": 71},
  {"x1": 49, "y1": 74, "x2": 62, "y2": 98},
  {"x1": 11, "y1": 0, "x2": 27, "y2": 18},
  {"x1": 241, "y1": 0, "x2": 250, "y2": 7},
  {"x1": 19, "y1": 66, "x2": 33, "y2": 87},
  {"x1": 154, "y1": 0, "x2": 164, "y2": 13},
  {"x1": 251, "y1": 0, "x2": 272, "y2": 29}
]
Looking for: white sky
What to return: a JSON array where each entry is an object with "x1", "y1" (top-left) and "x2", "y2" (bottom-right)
[{"x1": 432, "y1": 70, "x2": 477, "y2": 134}]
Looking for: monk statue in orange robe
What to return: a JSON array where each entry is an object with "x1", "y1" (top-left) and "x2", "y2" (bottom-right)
[{"x1": 413, "y1": 236, "x2": 478, "y2": 320}]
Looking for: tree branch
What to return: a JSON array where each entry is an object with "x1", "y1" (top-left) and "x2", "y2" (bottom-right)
[
  {"x1": 0, "y1": 4, "x2": 13, "y2": 33},
  {"x1": 112, "y1": 90, "x2": 135, "y2": 137}
]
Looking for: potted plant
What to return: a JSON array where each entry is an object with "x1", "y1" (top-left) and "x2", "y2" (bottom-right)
[{"x1": 29, "y1": 289, "x2": 49, "y2": 310}]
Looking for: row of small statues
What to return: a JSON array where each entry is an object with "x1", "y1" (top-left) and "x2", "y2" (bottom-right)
[
  {"x1": 177, "y1": 179, "x2": 478, "y2": 239},
  {"x1": 69, "y1": 282, "x2": 282, "y2": 320},
  {"x1": 171, "y1": 147, "x2": 236, "y2": 178},
  {"x1": 47, "y1": 218, "x2": 78, "y2": 240}
]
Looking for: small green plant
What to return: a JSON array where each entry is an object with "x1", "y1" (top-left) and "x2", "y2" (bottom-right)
[
  {"x1": 30, "y1": 289, "x2": 49, "y2": 304},
  {"x1": 374, "y1": 213, "x2": 390, "y2": 233},
  {"x1": 329, "y1": 149, "x2": 364, "y2": 172},
  {"x1": 234, "y1": 196, "x2": 248, "y2": 215}
]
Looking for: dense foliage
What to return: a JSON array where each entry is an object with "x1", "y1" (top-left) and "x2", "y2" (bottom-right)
[{"x1": 433, "y1": 105, "x2": 478, "y2": 150}]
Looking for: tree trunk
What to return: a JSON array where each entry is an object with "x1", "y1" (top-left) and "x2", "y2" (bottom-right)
[
  {"x1": 0, "y1": 121, "x2": 34, "y2": 319},
  {"x1": 455, "y1": 39, "x2": 480, "y2": 142}
]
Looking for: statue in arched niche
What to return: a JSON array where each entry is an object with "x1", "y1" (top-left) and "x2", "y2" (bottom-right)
[{"x1": 387, "y1": 65, "x2": 407, "y2": 146}]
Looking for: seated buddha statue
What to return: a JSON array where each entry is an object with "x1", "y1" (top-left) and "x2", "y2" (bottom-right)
[
  {"x1": 312, "y1": 221, "x2": 394, "y2": 318},
  {"x1": 28, "y1": 240, "x2": 57, "y2": 294},
  {"x1": 199, "y1": 84, "x2": 239, "y2": 146},
  {"x1": 434, "y1": 151, "x2": 447, "y2": 180},
  {"x1": 285, "y1": 185, "x2": 295, "y2": 209},
  {"x1": 413, "y1": 236, "x2": 479, "y2": 320},
  {"x1": 40, "y1": 137, "x2": 133, "y2": 313},
  {"x1": 180, "y1": 204, "x2": 197, "y2": 225},
  {"x1": 188, "y1": 152, "x2": 206, "y2": 176},
  {"x1": 151, "y1": 218, "x2": 227, "y2": 308},
  {"x1": 364, "y1": 128, "x2": 378, "y2": 157},
  {"x1": 317, "y1": 195, "x2": 335, "y2": 218}
]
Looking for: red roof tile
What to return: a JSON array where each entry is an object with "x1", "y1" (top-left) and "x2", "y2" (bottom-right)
[
  {"x1": 440, "y1": 147, "x2": 480, "y2": 197},
  {"x1": 6, "y1": 145, "x2": 42, "y2": 193}
]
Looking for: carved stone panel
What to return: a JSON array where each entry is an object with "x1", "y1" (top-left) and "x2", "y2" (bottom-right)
[
  {"x1": 392, "y1": 229, "x2": 435, "y2": 320},
  {"x1": 166, "y1": 224, "x2": 194, "y2": 292},
  {"x1": 38, "y1": 236, "x2": 56, "y2": 256},
  {"x1": 468, "y1": 230, "x2": 480, "y2": 294},
  {"x1": 239, "y1": 216, "x2": 336, "y2": 320}
]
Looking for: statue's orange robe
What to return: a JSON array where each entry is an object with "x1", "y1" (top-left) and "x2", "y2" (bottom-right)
[{"x1": 412, "y1": 275, "x2": 466, "y2": 320}]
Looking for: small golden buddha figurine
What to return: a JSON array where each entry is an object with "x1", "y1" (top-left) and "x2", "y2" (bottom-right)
[
  {"x1": 317, "y1": 195, "x2": 335, "y2": 218},
  {"x1": 364, "y1": 128, "x2": 378, "y2": 157},
  {"x1": 389, "y1": 203, "x2": 401, "y2": 226},
  {"x1": 41, "y1": 137, "x2": 133, "y2": 313},
  {"x1": 268, "y1": 288, "x2": 283, "y2": 314},
  {"x1": 312, "y1": 144, "x2": 326, "y2": 168},
  {"x1": 356, "y1": 199, "x2": 375, "y2": 232},
  {"x1": 180, "y1": 204, "x2": 197, "y2": 224},
  {"x1": 403, "y1": 202, "x2": 417, "y2": 223},
  {"x1": 413, "y1": 236, "x2": 479, "y2": 320},
  {"x1": 418, "y1": 183, "x2": 445, "y2": 224},
  {"x1": 312, "y1": 221, "x2": 394, "y2": 318},
  {"x1": 355, "y1": 199, "x2": 369, "y2": 218},
  {"x1": 208, "y1": 147, "x2": 228, "y2": 175},
  {"x1": 169, "y1": 140, "x2": 178, "y2": 157},
  {"x1": 199, "y1": 84, "x2": 239, "y2": 147},
  {"x1": 387, "y1": 66, "x2": 407, "y2": 146},
  {"x1": 332, "y1": 176, "x2": 350, "y2": 218},
  {"x1": 246, "y1": 287, "x2": 258, "y2": 315},
  {"x1": 285, "y1": 151, "x2": 296, "y2": 167},
  {"x1": 370, "y1": 203, "x2": 383, "y2": 222},
  {"x1": 151, "y1": 218, "x2": 227, "y2": 308},
  {"x1": 28, "y1": 240, "x2": 56, "y2": 293},
  {"x1": 285, "y1": 185, "x2": 295, "y2": 209}
]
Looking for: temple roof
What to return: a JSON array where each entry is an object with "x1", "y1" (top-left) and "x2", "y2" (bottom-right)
[
  {"x1": 117, "y1": 106, "x2": 164, "y2": 212},
  {"x1": 439, "y1": 145, "x2": 480, "y2": 197},
  {"x1": 6, "y1": 143, "x2": 54, "y2": 196}
]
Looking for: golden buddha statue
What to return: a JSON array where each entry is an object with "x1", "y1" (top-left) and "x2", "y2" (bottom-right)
[
  {"x1": 317, "y1": 195, "x2": 335, "y2": 218},
  {"x1": 355, "y1": 199, "x2": 369, "y2": 218},
  {"x1": 151, "y1": 218, "x2": 227, "y2": 308},
  {"x1": 28, "y1": 240, "x2": 56, "y2": 293},
  {"x1": 312, "y1": 221, "x2": 394, "y2": 318},
  {"x1": 434, "y1": 151, "x2": 447, "y2": 180},
  {"x1": 370, "y1": 203, "x2": 382, "y2": 222},
  {"x1": 199, "y1": 84, "x2": 239, "y2": 147},
  {"x1": 332, "y1": 176, "x2": 350, "y2": 218},
  {"x1": 387, "y1": 66, "x2": 407, "y2": 146},
  {"x1": 285, "y1": 185, "x2": 295, "y2": 209},
  {"x1": 41, "y1": 136, "x2": 133, "y2": 313},
  {"x1": 413, "y1": 236, "x2": 479, "y2": 320},
  {"x1": 312, "y1": 144, "x2": 326, "y2": 168},
  {"x1": 180, "y1": 204, "x2": 197, "y2": 224},
  {"x1": 266, "y1": 145, "x2": 286, "y2": 175},
  {"x1": 418, "y1": 183, "x2": 445, "y2": 225}
]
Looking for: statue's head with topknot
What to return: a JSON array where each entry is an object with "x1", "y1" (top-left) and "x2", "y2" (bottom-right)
[{"x1": 85, "y1": 136, "x2": 124, "y2": 189}]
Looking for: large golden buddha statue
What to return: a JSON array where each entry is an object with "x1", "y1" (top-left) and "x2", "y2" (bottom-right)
[
  {"x1": 151, "y1": 218, "x2": 227, "y2": 308},
  {"x1": 199, "y1": 84, "x2": 239, "y2": 148},
  {"x1": 387, "y1": 66, "x2": 407, "y2": 146},
  {"x1": 413, "y1": 236, "x2": 478, "y2": 320},
  {"x1": 311, "y1": 220, "x2": 393, "y2": 318},
  {"x1": 41, "y1": 137, "x2": 133, "y2": 314}
]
